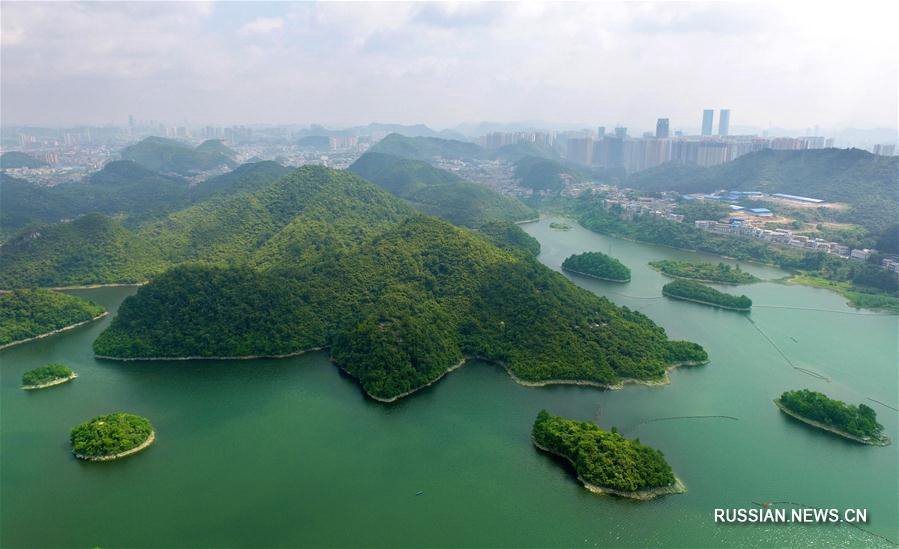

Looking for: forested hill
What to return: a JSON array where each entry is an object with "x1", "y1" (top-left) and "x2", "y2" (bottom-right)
[
  {"x1": 513, "y1": 156, "x2": 588, "y2": 192},
  {"x1": 369, "y1": 133, "x2": 484, "y2": 161},
  {"x1": 0, "y1": 160, "x2": 289, "y2": 240},
  {"x1": 349, "y1": 152, "x2": 536, "y2": 227},
  {"x1": 627, "y1": 148, "x2": 898, "y2": 230},
  {"x1": 120, "y1": 136, "x2": 236, "y2": 175},
  {"x1": 94, "y1": 214, "x2": 707, "y2": 401},
  {"x1": 1, "y1": 151, "x2": 49, "y2": 169},
  {"x1": 1, "y1": 166, "x2": 417, "y2": 288}
]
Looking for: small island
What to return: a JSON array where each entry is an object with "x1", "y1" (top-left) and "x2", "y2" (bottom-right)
[
  {"x1": 532, "y1": 410, "x2": 685, "y2": 500},
  {"x1": 649, "y1": 260, "x2": 759, "y2": 285},
  {"x1": 70, "y1": 413, "x2": 156, "y2": 461},
  {"x1": 662, "y1": 279, "x2": 751, "y2": 311},
  {"x1": 22, "y1": 363, "x2": 77, "y2": 390},
  {"x1": 549, "y1": 222, "x2": 571, "y2": 231},
  {"x1": 0, "y1": 289, "x2": 107, "y2": 349},
  {"x1": 775, "y1": 389, "x2": 890, "y2": 446},
  {"x1": 562, "y1": 251, "x2": 631, "y2": 282}
]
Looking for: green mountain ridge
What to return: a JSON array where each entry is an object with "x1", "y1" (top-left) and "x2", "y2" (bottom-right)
[
  {"x1": 1, "y1": 151, "x2": 49, "y2": 169},
  {"x1": 348, "y1": 152, "x2": 536, "y2": 227},
  {"x1": 120, "y1": 136, "x2": 237, "y2": 175}
]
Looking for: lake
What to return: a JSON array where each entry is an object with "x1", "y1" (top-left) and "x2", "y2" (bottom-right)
[{"x1": 1, "y1": 216, "x2": 896, "y2": 547}]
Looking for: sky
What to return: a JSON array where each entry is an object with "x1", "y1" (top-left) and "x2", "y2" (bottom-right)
[{"x1": 2, "y1": 1, "x2": 897, "y2": 133}]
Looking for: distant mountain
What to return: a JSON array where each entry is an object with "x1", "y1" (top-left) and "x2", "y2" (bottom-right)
[
  {"x1": 194, "y1": 139, "x2": 236, "y2": 159},
  {"x1": 626, "y1": 148, "x2": 899, "y2": 231},
  {"x1": 490, "y1": 142, "x2": 559, "y2": 163},
  {"x1": 369, "y1": 133, "x2": 485, "y2": 161},
  {"x1": 0, "y1": 151, "x2": 49, "y2": 169},
  {"x1": 120, "y1": 136, "x2": 236, "y2": 175},
  {"x1": 0, "y1": 174, "x2": 80, "y2": 238},
  {"x1": 349, "y1": 152, "x2": 536, "y2": 227}
]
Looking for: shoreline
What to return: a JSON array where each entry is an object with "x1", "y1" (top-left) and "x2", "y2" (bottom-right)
[
  {"x1": 95, "y1": 346, "x2": 325, "y2": 362},
  {"x1": 662, "y1": 291, "x2": 751, "y2": 312},
  {"x1": 49, "y1": 282, "x2": 147, "y2": 291},
  {"x1": 532, "y1": 439, "x2": 686, "y2": 500},
  {"x1": 514, "y1": 216, "x2": 542, "y2": 225},
  {"x1": 774, "y1": 400, "x2": 891, "y2": 447},
  {"x1": 648, "y1": 265, "x2": 758, "y2": 286},
  {"x1": 0, "y1": 312, "x2": 109, "y2": 351},
  {"x1": 22, "y1": 372, "x2": 78, "y2": 390},
  {"x1": 361, "y1": 357, "x2": 468, "y2": 403},
  {"x1": 504, "y1": 359, "x2": 707, "y2": 391},
  {"x1": 562, "y1": 267, "x2": 630, "y2": 284},
  {"x1": 75, "y1": 431, "x2": 156, "y2": 461}
]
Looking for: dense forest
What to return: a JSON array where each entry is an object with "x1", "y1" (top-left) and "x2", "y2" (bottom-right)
[
  {"x1": 349, "y1": 152, "x2": 536, "y2": 227},
  {"x1": 94, "y1": 213, "x2": 706, "y2": 401},
  {"x1": 1, "y1": 151, "x2": 49, "y2": 169},
  {"x1": 70, "y1": 413, "x2": 154, "y2": 459},
  {"x1": 476, "y1": 220, "x2": 541, "y2": 257},
  {"x1": 22, "y1": 364, "x2": 74, "y2": 387},
  {"x1": 562, "y1": 251, "x2": 631, "y2": 282},
  {"x1": 532, "y1": 410, "x2": 677, "y2": 492},
  {"x1": 513, "y1": 156, "x2": 586, "y2": 192},
  {"x1": 663, "y1": 279, "x2": 752, "y2": 310},
  {"x1": 626, "y1": 148, "x2": 899, "y2": 232},
  {"x1": 575, "y1": 196, "x2": 899, "y2": 312},
  {"x1": 120, "y1": 136, "x2": 236, "y2": 175},
  {"x1": 649, "y1": 260, "x2": 759, "y2": 284},
  {"x1": 0, "y1": 289, "x2": 106, "y2": 346},
  {"x1": 778, "y1": 389, "x2": 884, "y2": 440}
]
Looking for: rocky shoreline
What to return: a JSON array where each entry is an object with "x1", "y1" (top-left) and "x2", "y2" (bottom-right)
[
  {"x1": 774, "y1": 400, "x2": 891, "y2": 446},
  {"x1": 532, "y1": 439, "x2": 686, "y2": 500},
  {"x1": 75, "y1": 431, "x2": 156, "y2": 461},
  {"x1": 22, "y1": 372, "x2": 78, "y2": 390},
  {"x1": 562, "y1": 267, "x2": 630, "y2": 284},
  {"x1": 95, "y1": 346, "x2": 325, "y2": 361}
]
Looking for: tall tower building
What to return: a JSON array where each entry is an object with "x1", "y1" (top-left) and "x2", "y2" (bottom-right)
[
  {"x1": 597, "y1": 126, "x2": 606, "y2": 139},
  {"x1": 614, "y1": 127, "x2": 627, "y2": 139},
  {"x1": 701, "y1": 109, "x2": 714, "y2": 136},
  {"x1": 655, "y1": 118, "x2": 670, "y2": 138},
  {"x1": 718, "y1": 109, "x2": 730, "y2": 136}
]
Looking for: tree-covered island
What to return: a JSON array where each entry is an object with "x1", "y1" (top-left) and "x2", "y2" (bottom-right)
[
  {"x1": 0, "y1": 289, "x2": 107, "y2": 348},
  {"x1": 562, "y1": 251, "x2": 631, "y2": 282},
  {"x1": 649, "y1": 260, "x2": 760, "y2": 284},
  {"x1": 775, "y1": 389, "x2": 890, "y2": 446},
  {"x1": 70, "y1": 413, "x2": 156, "y2": 461},
  {"x1": 549, "y1": 222, "x2": 571, "y2": 231},
  {"x1": 532, "y1": 410, "x2": 685, "y2": 500},
  {"x1": 22, "y1": 364, "x2": 77, "y2": 390},
  {"x1": 662, "y1": 279, "x2": 752, "y2": 311}
]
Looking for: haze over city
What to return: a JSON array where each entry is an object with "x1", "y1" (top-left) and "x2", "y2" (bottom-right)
[{"x1": 2, "y1": 1, "x2": 897, "y2": 133}]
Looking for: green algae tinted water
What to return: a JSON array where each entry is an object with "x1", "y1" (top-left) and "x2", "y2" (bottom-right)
[{"x1": 1, "y1": 217, "x2": 896, "y2": 548}]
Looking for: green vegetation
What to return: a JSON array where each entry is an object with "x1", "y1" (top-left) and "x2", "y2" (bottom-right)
[
  {"x1": 575, "y1": 197, "x2": 899, "y2": 312},
  {"x1": 491, "y1": 142, "x2": 559, "y2": 163},
  {"x1": 532, "y1": 410, "x2": 677, "y2": 493},
  {"x1": 549, "y1": 222, "x2": 571, "y2": 230},
  {"x1": 662, "y1": 279, "x2": 751, "y2": 310},
  {"x1": 562, "y1": 251, "x2": 631, "y2": 282},
  {"x1": 778, "y1": 389, "x2": 886, "y2": 442},
  {"x1": 369, "y1": 133, "x2": 483, "y2": 161},
  {"x1": 22, "y1": 364, "x2": 75, "y2": 387},
  {"x1": 513, "y1": 156, "x2": 586, "y2": 193},
  {"x1": 673, "y1": 201, "x2": 730, "y2": 224},
  {"x1": 349, "y1": 152, "x2": 536, "y2": 227},
  {"x1": 649, "y1": 260, "x2": 759, "y2": 284},
  {"x1": 477, "y1": 220, "x2": 541, "y2": 257},
  {"x1": 626, "y1": 149, "x2": 899, "y2": 232},
  {"x1": 94, "y1": 211, "x2": 705, "y2": 401},
  {"x1": 70, "y1": 413, "x2": 154, "y2": 459},
  {"x1": 0, "y1": 289, "x2": 105, "y2": 346},
  {"x1": 1, "y1": 151, "x2": 49, "y2": 169},
  {"x1": 121, "y1": 136, "x2": 236, "y2": 175}
]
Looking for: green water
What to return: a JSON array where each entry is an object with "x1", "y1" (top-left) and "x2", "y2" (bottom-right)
[{"x1": 1, "y1": 217, "x2": 896, "y2": 548}]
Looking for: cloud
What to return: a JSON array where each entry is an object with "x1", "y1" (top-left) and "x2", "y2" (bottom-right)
[
  {"x1": 1, "y1": 1, "x2": 896, "y2": 130},
  {"x1": 238, "y1": 16, "x2": 284, "y2": 35}
]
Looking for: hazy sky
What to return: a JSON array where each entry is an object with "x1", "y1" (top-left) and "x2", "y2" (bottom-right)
[{"x1": 2, "y1": 1, "x2": 897, "y2": 132}]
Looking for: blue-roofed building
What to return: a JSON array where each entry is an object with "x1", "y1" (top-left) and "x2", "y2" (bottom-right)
[
  {"x1": 748, "y1": 208, "x2": 773, "y2": 217},
  {"x1": 771, "y1": 193, "x2": 824, "y2": 203},
  {"x1": 729, "y1": 204, "x2": 744, "y2": 211}
]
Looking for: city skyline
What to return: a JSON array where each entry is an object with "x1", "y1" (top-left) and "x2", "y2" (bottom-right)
[{"x1": 2, "y1": 2, "x2": 897, "y2": 130}]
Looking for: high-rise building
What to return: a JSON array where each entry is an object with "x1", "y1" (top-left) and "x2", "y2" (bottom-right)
[
  {"x1": 701, "y1": 109, "x2": 714, "y2": 136},
  {"x1": 655, "y1": 118, "x2": 670, "y2": 138},
  {"x1": 614, "y1": 127, "x2": 627, "y2": 139},
  {"x1": 566, "y1": 137, "x2": 594, "y2": 165},
  {"x1": 597, "y1": 126, "x2": 606, "y2": 139},
  {"x1": 718, "y1": 109, "x2": 730, "y2": 136}
]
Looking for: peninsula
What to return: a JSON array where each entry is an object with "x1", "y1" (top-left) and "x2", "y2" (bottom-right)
[
  {"x1": 532, "y1": 410, "x2": 685, "y2": 500},
  {"x1": 0, "y1": 289, "x2": 107, "y2": 349},
  {"x1": 22, "y1": 364, "x2": 77, "y2": 390},
  {"x1": 662, "y1": 279, "x2": 752, "y2": 311},
  {"x1": 70, "y1": 413, "x2": 156, "y2": 461},
  {"x1": 775, "y1": 389, "x2": 890, "y2": 446},
  {"x1": 562, "y1": 251, "x2": 631, "y2": 282},
  {"x1": 649, "y1": 260, "x2": 759, "y2": 285}
]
